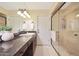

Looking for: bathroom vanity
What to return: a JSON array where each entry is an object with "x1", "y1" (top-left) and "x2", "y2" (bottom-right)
[{"x1": 0, "y1": 32, "x2": 37, "y2": 56}]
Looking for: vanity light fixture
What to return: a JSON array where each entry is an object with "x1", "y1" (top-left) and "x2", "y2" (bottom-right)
[
  {"x1": 17, "y1": 11, "x2": 26, "y2": 18},
  {"x1": 24, "y1": 11, "x2": 31, "y2": 18},
  {"x1": 17, "y1": 9, "x2": 31, "y2": 19}
]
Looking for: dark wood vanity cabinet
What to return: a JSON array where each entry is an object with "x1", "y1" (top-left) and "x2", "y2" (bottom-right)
[
  {"x1": 0, "y1": 32, "x2": 37, "y2": 56},
  {"x1": 23, "y1": 34, "x2": 37, "y2": 56}
]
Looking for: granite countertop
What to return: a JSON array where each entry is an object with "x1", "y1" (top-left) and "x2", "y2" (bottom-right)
[{"x1": 0, "y1": 33, "x2": 35, "y2": 56}]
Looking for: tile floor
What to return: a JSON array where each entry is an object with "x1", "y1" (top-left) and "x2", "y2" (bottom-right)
[{"x1": 34, "y1": 45, "x2": 58, "y2": 56}]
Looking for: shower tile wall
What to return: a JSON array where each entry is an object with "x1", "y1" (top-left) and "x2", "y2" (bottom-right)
[{"x1": 51, "y1": 2, "x2": 79, "y2": 56}]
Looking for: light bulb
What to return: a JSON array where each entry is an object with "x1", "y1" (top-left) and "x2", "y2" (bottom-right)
[
  {"x1": 17, "y1": 11, "x2": 21, "y2": 15},
  {"x1": 24, "y1": 11, "x2": 31, "y2": 18},
  {"x1": 17, "y1": 11, "x2": 26, "y2": 18},
  {"x1": 20, "y1": 14, "x2": 26, "y2": 18}
]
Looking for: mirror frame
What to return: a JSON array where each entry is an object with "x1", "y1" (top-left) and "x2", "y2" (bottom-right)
[{"x1": 0, "y1": 13, "x2": 7, "y2": 26}]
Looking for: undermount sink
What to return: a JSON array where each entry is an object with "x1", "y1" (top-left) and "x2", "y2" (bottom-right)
[
  {"x1": 26, "y1": 33, "x2": 35, "y2": 35},
  {"x1": 19, "y1": 33, "x2": 35, "y2": 38}
]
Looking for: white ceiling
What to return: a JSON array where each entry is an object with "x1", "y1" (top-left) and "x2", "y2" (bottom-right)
[{"x1": 0, "y1": 2, "x2": 54, "y2": 10}]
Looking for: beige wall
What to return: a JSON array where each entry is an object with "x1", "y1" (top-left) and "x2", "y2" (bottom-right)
[{"x1": 0, "y1": 7, "x2": 9, "y2": 15}]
